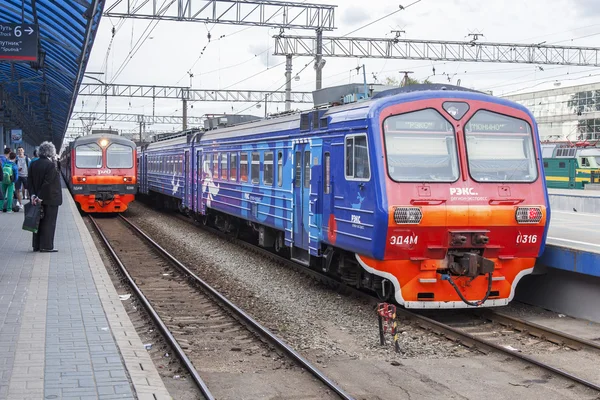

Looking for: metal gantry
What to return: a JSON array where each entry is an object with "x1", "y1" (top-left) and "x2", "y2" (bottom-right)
[
  {"x1": 274, "y1": 35, "x2": 600, "y2": 66},
  {"x1": 78, "y1": 83, "x2": 313, "y2": 103},
  {"x1": 72, "y1": 111, "x2": 205, "y2": 125},
  {"x1": 104, "y1": 0, "x2": 336, "y2": 30}
]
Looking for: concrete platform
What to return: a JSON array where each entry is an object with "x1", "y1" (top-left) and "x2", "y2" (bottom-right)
[
  {"x1": 0, "y1": 189, "x2": 171, "y2": 399},
  {"x1": 548, "y1": 188, "x2": 600, "y2": 213}
]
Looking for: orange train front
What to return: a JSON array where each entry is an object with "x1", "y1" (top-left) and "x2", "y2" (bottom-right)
[
  {"x1": 60, "y1": 134, "x2": 137, "y2": 213},
  {"x1": 322, "y1": 87, "x2": 550, "y2": 308}
]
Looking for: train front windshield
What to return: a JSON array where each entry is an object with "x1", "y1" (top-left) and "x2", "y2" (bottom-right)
[
  {"x1": 75, "y1": 143, "x2": 102, "y2": 168},
  {"x1": 464, "y1": 110, "x2": 538, "y2": 182},
  {"x1": 383, "y1": 108, "x2": 460, "y2": 182},
  {"x1": 107, "y1": 143, "x2": 134, "y2": 169}
]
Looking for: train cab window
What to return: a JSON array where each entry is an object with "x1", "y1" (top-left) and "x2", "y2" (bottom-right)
[
  {"x1": 240, "y1": 153, "x2": 248, "y2": 182},
  {"x1": 230, "y1": 153, "x2": 238, "y2": 181},
  {"x1": 383, "y1": 109, "x2": 457, "y2": 182},
  {"x1": 251, "y1": 152, "x2": 260, "y2": 184},
  {"x1": 465, "y1": 110, "x2": 537, "y2": 182},
  {"x1": 75, "y1": 143, "x2": 102, "y2": 168},
  {"x1": 324, "y1": 152, "x2": 331, "y2": 194},
  {"x1": 345, "y1": 134, "x2": 371, "y2": 181},
  {"x1": 264, "y1": 151, "x2": 274, "y2": 186},
  {"x1": 107, "y1": 143, "x2": 133, "y2": 169},
  {"x1": 304, "y1": 151, "x2": 311, "y2": 188},
  {"x1": 581, "y1": 157, "x2": 590, "y2": 167},
  {"x1": 559, "y1": 162, "x2": 566, "y2": 168},
  {"x1": 220, "y1": 153, "x2": 228, "y2": 180},
  {"x1": 277, "y1": 151, "x2": 283, "y2": 187},
  {"x1": 213, "y1": 154, "x2": 219, "y2": 179}
]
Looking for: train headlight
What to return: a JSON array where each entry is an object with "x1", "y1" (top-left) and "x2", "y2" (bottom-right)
[
  {"x1": 394, "y1": 207, "x2": 422, "y2": 224},
  {"x1": 515, "y1": 207, "x2": 542, "y2": 224},
  {"x1": 123, "y1": 177, "x2": 127, "y2": 182},
  {"x1": 82, "y1": 177, "x2": 86, "y2": 182},
  {"x1": 99, "y1": 139, "x2": 109, "y2": 147}
]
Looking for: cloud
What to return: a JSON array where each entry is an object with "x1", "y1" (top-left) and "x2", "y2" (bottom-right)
[
  {"x1": 342, "y1": 6, "x2": 371, "y2": 26},
  {"x1": 572, "y1": 0, "x2": 600, "y2": 16},
  {"x1": 248, "y1": 43, "x2": 279, "y2": 68}
]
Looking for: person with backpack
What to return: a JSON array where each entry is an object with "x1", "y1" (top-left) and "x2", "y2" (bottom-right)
[
  {"x1": 15, "y1": 147, "x2": 30, "y2": 209},
  {"x1": 1, "y1": 152, "x2": 18, "y2": 213}
]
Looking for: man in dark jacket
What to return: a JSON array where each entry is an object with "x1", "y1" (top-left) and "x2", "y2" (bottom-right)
[{"x1": 27, "y1": 141, "x2": 63, "y2": 252}]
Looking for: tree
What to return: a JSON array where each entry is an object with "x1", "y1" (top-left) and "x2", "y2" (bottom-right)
[{"x1": 383, "y1": 76, "x2": 432, "y2": 86}]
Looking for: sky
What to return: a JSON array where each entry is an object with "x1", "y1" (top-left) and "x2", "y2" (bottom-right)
[{"x1": 70, "y1": 0, "x2": 600, "y2": 135}]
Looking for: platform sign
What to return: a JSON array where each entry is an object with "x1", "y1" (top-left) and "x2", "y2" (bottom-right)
[
  {"x1": 11, "y1": 129, "x2": 22, "y2": 144},
  {"x1": 0, "y1": 23, "x2": 39, "y2": 62}
]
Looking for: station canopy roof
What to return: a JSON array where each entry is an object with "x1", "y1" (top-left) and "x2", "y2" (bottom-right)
[{"x1": 0, "y1": 1, "x2": 104, "y2": 148}]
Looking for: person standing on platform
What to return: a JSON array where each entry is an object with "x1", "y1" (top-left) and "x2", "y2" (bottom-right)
[
  {"x1": 30, "y1": 149, "x2": 39, "y2": 164},
  {"x1": 1, "y1": 152, "x2": 18, "y2": 213},
  {"x1": 28, "y1": 142, "x2": 62, "y2": 252},
  {"x1": 0, "y1": 147, "x2": 10, "y2": 165},
  {"x1": 15, "y1": 147, "x2": 30, "y2": 208}
]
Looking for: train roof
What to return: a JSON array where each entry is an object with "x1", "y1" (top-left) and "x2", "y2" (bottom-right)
[
  {"x1": 70, "y1": 133, "x2": 136, "y2": 148},
  {"x1": 142, "y1": 85, "x2": 530, "y2": 146}
]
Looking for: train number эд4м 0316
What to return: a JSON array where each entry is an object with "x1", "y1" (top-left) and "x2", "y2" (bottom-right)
[
  {"x1": 390, "y1": 235, "x2": 418, "y2": 245},
  {"x1": 516, "y1": 234, "x2": 538, "y2": 244}
]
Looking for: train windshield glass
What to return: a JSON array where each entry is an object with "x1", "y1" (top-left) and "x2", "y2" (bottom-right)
[
  {"x1": 75, "y1": 143, "x2": 102, "y2": 168},
  {"x1": 465, "y1": 110, "x2": 537, "y2": 182},
  {"x1": 383, "y1": 109, "x2": 459, "y2": 182},
  {"x1": 107, "y1": 143, "x2": 133, "y2": 168}
]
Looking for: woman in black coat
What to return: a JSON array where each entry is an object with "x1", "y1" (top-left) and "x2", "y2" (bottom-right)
[{"x1": 27, "y1": 141, "x2": 63, "y2": 252}]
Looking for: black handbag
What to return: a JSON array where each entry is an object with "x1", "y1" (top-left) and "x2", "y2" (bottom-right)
[{"x1": 22, "y1": 202, "x2": 43, "y2": 233}]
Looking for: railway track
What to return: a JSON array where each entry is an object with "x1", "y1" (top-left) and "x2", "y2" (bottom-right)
[
  {"x1": 167, "y1": 211, "x2": 600, "y2": 394},
  {"x1": 90, "y1": 215, "x2": 354, "y2": 400}
]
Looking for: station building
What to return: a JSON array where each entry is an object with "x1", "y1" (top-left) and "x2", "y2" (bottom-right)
[{"x1": 503, "y1": 82, "x2": 600, "y2": 142}]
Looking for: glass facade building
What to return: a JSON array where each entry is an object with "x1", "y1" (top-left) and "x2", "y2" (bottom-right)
[{"x1": 503, "y1": 82, "x2": 600, "y2": 142}]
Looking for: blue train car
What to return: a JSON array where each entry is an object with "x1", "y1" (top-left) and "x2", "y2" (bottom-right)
[{"x1": 140, "y1": 85, "x2": 550, "y2": 309}]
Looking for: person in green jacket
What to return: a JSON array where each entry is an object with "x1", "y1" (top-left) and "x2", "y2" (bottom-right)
[{"x1": 1, "y1": 152, "x2": 18, "y2": 213}]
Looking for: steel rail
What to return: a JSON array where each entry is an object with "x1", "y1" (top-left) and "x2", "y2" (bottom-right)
[
  {"x1": 168, "y1": 212, "x2": 600, "y2": 393},
  {"x1": 117, "y1": 215, "x2": 355, "y2": 400},
  {"x1": 481, "y1": 310, "x2": 600, "y2": 352},
  {"x1": 89, "y1": 216, "x2": 215, "y2": 400}
]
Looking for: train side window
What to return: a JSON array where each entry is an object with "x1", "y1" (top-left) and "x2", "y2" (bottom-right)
[
  {"x1": 213, "y1": 153, "x2": 219, "y2": 179},
  {"x1": 230, "y1": 153, "x2": 238, "y2": 181},
  {"x1": 559, "y1": 162, "x2": 566, "y2": 168},
  {"x1": 251, "y1": 152, "x2": 260, "y2": 184},
  {"x1": 324, "y1": 152, "x2": 331, "y2": 194},
  {"x1": 544, "y1": 162, "x2": 548, "y2": 168},
  {"x1": 240, "y1": 153, "x2": 248, "y2": 182},
  {"x1": 295, "y1": 152, "x2": 301, "y2": 187},
  {"x1": 345, "y1": 134, "x2": 370, "y2": 181},
  {"x1": 277, "y1": 151, "x2": 283, "y2": 187},
  {"x1": 304, "y1": 151, "x2": 311, "y2": 188},
  {"x1": 221, "y1": 153, "x2": 228, "y2": 180},
  {"x1": 582, "y1": 157, "x2": 590, "y2": 167},
  {"x1": 264, "y1": 151, "x2": 274, "y2": 186}
]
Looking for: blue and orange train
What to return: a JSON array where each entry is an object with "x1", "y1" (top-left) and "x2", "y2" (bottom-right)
[{"x1": 138, "y1": 85, "x2": 550, "y2": 308}]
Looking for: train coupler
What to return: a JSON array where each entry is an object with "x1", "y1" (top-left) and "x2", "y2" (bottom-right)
[{"x1": 448, "y1": 252, "x2": 495, "y2": 278}]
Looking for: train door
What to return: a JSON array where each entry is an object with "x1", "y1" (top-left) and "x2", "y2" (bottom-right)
[
  {"x1": 292, "y1": 143, "x2": 311, "y2": 264},
  {"x1": 184, "y1": 150, "x2": 191, "y2": 209},
  {"x1": 569, "y1": 159, "x2": 577, "y2": 189},
  {"x1": 140, "y1": 152, "x2": 148, "y2": 194},
  {"x1": 308, "y1": 141, "x2": 322, "y2": 257},
  {"x1": 198, "y1": 150, "x2": 206, "y2": 215}
]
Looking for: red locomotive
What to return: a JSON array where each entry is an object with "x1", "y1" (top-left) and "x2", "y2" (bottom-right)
[{"x1": 60, "y1": 134, "x2": 137, "y2": 213}]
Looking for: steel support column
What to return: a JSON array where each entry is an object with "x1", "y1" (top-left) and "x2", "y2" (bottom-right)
[{"x1": 285, "y1": 55, "x2": 293, "y2": 112}]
